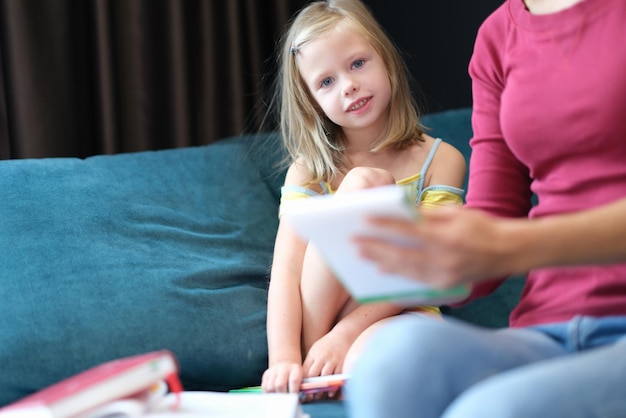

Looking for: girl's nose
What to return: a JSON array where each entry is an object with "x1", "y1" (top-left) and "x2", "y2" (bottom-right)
[
  {"x1": 343, "y1": 83, "x2": 356, "y2": 97},
  {"x1": 343, "y1": 79, "x2": 358, "y2": 96}
]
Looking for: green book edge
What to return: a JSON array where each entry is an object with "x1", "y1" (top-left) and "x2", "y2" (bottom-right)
[{"x1": 355, "y1": 284, "x2": 470, "y2": 304}]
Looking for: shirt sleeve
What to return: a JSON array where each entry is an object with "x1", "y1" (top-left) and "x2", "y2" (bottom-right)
[
  {"x1": 466, "y1": 11, "x2": 533, "y2": 218},
  {"x1": 463, "y1": 12, "x2": 534, "y2": 301}
]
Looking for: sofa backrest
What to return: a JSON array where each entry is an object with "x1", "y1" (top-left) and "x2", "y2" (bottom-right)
[{"x1": 0, "y1": 135, "x2": 285, "y2": 404}]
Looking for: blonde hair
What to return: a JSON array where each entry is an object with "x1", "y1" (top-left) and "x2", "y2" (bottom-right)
[{"x1": 276, "y1": 0, "x2": 424, "y2": 185}]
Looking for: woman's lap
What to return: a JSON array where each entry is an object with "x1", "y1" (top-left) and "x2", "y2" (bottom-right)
[{"x1": 346, "y1": 315, "x2": 626, "y2": 418}]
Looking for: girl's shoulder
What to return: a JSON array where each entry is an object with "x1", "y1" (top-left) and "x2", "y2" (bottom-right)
[
  {"x1": 422, "y1": 134, "x2": 467, "y2": 188},
  {"x1": 429, "y1": 136, "x2": 465, "y2": 165},
  {"x1": 284, "y1": 159, "x2": 325, "y2": 193},
  {"x1": 406, "y1": 134, "x2": 464, "y2": 168}
]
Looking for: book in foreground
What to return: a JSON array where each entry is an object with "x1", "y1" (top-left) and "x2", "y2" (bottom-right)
[
  {"x1": 0, "y1": 350, "x2": 182, "y2": 418},
  {"x1": 151, "y1": 391, "x2": 305, "y2": 418},
  {"x1": 281, "y1": 185, "x2": 469, "y2": 307},
  {"x1": 0, "y1": 349, "x2": 306, "y2": 418},
  {"x1": 0, "y1": 390, "x2": 305, "y2": 418}
]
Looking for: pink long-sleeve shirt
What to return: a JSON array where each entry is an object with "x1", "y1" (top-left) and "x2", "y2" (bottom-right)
[{"x1": 466, "y1": 0, "x2": 626, "y2": 327}]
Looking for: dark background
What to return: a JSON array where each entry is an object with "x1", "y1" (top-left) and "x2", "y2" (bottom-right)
[
  {"x1": 363, "y1": 1, "x2": 503, "y2": 112},
  {"x1": 0, "y1": 0, "x2": 503, "y2": 160}
]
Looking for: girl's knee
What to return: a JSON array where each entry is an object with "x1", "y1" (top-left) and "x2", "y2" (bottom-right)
[{"x1": 338, "y1": 167, "x2": 395, "y2": 193}]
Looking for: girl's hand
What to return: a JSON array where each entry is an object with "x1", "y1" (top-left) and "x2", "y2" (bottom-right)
[
  {"x1": 302, "y1": 330, "x2": 349, "y2": 400},
  {"x1": 302, "y1": 329, "x2": 348, "y2": 378},
  {"x1": 261, "y1": 361, "x2": 304, "y2": 394},
  {"x1": 354, "y1": 206, "x2": 513, "y2": 288}
]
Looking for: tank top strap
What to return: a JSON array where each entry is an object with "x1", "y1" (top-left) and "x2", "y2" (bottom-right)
[{"x1": 417, "y1": 138, "x2": 443, "y2": 194}]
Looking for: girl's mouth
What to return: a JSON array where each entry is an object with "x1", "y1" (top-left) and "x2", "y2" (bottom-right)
[{"x1": 348, "y1": 97, "x2": 371, "y2": 112}]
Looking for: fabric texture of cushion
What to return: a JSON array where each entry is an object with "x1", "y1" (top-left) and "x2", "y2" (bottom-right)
[{"x1": 0, "y1": 134, "x2": 286, "y2": 405}]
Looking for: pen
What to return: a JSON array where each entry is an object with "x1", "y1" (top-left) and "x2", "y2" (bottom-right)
[
  {"x1": 228, "y1": 373, "x2": 350, "y2": 395},
  {"x1": 300, "y1": 373, "x2": 349, "y2": 392}
]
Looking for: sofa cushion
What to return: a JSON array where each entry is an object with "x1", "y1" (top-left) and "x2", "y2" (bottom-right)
[{"x1": 0, "y1": 134, "x2": 286, "y2": 405}]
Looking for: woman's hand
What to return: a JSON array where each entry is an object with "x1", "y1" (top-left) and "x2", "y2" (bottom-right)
[
  {"x1": 261, "y1": 361, "x2": 304, "y2": 394},
  {"x1": 354, "y1": 206, "x2": 515, "y2": 288}
]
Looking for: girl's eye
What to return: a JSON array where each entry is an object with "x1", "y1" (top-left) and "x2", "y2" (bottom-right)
[
  {"x1": 352, "y1": 59, "x2": 364, "y2": 69},
  {"x1": 321, "y1": 77, "x2": 333, "y2": 88}
]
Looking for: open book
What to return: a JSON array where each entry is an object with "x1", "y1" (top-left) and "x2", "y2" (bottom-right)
[{"x1": 281, "y1": 185, "x2": 469, "y2": 307}]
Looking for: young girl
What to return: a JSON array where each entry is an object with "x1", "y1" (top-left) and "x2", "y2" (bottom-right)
[{"x1": 261, "y1": 0, "x2": 466, "y2": 395}]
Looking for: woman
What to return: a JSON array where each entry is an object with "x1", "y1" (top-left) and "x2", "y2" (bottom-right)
[{"x1": 347, "y1": 0, "x2": 626, "y2": 416}]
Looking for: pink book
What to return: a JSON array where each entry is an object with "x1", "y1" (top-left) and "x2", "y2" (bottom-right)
[{"x1": 0, "y1": 350, "x2": 182, "y2": 418}]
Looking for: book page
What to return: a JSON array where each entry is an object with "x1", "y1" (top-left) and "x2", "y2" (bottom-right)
[
  {"x1": 75, "y1": 399, "x2": 146, "y2": 418},
  {"x1": 149, "y1": 392, "x2": 305, "y2": 418},
  {"x1": 282, "y1": 185, "x2": 469, "y2": 306},
  {"x1": 0, "y1": 406, "x2": 54, "y2": 418}
]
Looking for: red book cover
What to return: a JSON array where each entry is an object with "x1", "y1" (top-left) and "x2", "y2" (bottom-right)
[{"x1": 0, "y1": 350, "x2": 182, "y2": 418}]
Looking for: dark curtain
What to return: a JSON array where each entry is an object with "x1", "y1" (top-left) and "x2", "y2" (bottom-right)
[{"x1": 0, "y1": 0, "x2": 307, "y2": 160}]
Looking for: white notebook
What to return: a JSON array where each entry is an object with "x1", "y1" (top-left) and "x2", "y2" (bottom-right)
[
  {"x1": 282, "y1": 185, "x2": 469, "y2": 307},
  {"x1": 150, "y1": 391, "x2": 306, "y2": 418},
  {"x1": 78, "y1": 391, "x2": 305, "y2": 418}
]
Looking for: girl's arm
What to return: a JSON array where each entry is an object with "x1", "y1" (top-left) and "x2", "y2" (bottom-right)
[
  {"x1": 263, "y1": 162, "x2": 311, "y2": 394},
  {"x1": 264, "y1": 219, "x2": 307, "y2": 392}
]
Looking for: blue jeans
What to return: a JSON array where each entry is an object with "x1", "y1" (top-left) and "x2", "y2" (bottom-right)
[{"x1": 346, "y1": 315, "x2": 626, "y2": 418}]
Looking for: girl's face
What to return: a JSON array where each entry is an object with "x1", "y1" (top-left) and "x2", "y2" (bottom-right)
[{"x1": 296, "y1": 25, "x2": 391, "y2": 142}]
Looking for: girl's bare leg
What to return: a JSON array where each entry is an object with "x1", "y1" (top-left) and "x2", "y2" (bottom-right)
[{"x1": 300, "y1": 167, "x2": 396, "y2": 355}]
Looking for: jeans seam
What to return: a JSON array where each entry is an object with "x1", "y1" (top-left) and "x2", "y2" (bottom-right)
[{"x1": 569, "y1": 315, "x2": 582, "y2": 352}]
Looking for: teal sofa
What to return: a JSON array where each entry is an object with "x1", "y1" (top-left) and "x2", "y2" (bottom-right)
[{"x1": 0, "y1": 108, "x2": 521, "y2": 417}]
